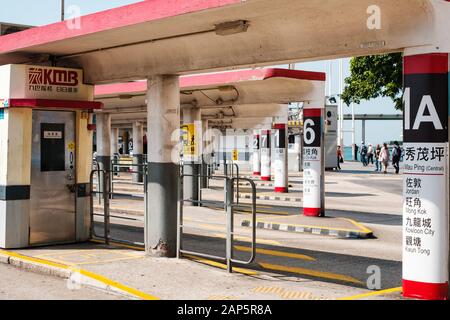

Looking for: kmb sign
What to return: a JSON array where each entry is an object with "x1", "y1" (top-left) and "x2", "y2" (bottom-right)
[
  {"x1": 28, "y1": 67, "x2": 79, "y2": 87},
  {"x1": 0, "y1": 64, "x2": 93, "y2": 101}
]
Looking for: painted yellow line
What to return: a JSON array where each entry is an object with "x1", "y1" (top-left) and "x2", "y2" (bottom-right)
[
  {"x1": 183, "y1": 254, "x2": 258, "y2": 276},
  {"x1": 235, "y1": 246, "x2": 316, "y2": 262},
  {"x1": 253, "y1": 219, "x2": 368, "y2": 234},
  {"x1": 198, "y1": 224, "x2": 227, "y2": 232},
  {"x1": 338, "y1": 218, "x2": 373, "y2": 235},
  {"x1": 0, "y1": 249, "x2": 157, "y2": 300},
  {"x1": 90, "y1": 239, "x2": 145, "y2": 251},
  {"x1": 35, "y1": 255, "x2": 143, "y2": 267},
  {"x1": 337, "y1": 287, "x2": 402, "y2": 300},
  {"x1": 70, "y1": 267, "x2": 158, "y2": 300},
  {"x1": 236, "y1": 209, "x2": 290, "y2": 216},
  {"x1": 213, "y1": 233, "x2": 281, "y2": 246},
  {"x1": 258, "y1": 262, "x2": 364, "y2": 285},
  {"x1": 0, "y1": 249, "x2": 69, "y2": 270}
]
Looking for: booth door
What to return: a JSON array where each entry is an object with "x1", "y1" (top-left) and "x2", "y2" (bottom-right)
[{"x1": 30, "y1": 110, "x2": 77, "y2": 245}]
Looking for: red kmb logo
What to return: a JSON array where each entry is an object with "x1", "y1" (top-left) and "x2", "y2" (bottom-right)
[{"x1": 28, "y1": 67, "x2": 79, "y2": 87}]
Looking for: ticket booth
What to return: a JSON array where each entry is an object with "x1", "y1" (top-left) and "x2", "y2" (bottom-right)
[{"x1": 0, "y1": 64, "x2": 102, "y2": 249}]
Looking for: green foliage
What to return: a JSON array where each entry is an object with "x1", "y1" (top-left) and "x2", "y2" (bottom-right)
[{"x1": 341, "y1": 53, "x2": 403, "y2": 110}]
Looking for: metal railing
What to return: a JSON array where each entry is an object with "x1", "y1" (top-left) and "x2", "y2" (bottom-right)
[
  {"x1": 90, "y1": 169, "x2": 110, "y2": 245},
  {"x1": 89, "y1": 163, "x2": 147, "y2": 247},
  {"x1": 226, "y1": 163, "x2": 240, "y2": 205},
  {"x1": 177, "y1": 173, "x2": 257, "y2": 273},
  {"x1": 109, "y1": 162, "x2": 147, "y2": 199}
]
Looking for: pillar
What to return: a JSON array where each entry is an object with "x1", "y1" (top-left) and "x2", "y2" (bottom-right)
[
  {"x1": 200, "y1": 120, "x2": 209, "y2": 189},
  {"x1": 111, "y1": 128, "x2": 119, "y2": 155},
  {"x1": 294, "y1": 134, "x2": 302, "y2": 172},
  {"x1": 111, "y1": 127, "x2": 119, "y2": 176},
  {"x1": 402, "y1": 52, "x2": 449, "y2": 300},
  {"x1": 132, "y1": 121, "x2": 144, "y2": 183},
  {"x1": 252, "y1": 131, "x2": 261, "y2": 175},
  {"x1": 182, "y1": 107, "x2": 201, "y2": 206},
  {"x1": 96, "y1": 113, "x2": 111, "y2": 194},
  {"x1": 302, "y1": 108, "x2": 325, "y2": 217},
  {"x1": 361, "y1": 119, "x2": 366, "y2": 144},
  {"x1": 145, "y1": 75, "x2": 180, "y2": 257},
  {"x1": 260, "y1": 129, "x2": 271, "y2": 181},
  {"x1": 273, "y1": 123, "x2": 288, "y2": 193}
]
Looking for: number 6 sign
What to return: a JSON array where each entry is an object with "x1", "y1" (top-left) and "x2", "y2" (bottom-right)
[{"x1": 302, "y1": 108, "x2": 324, "y2": 217}]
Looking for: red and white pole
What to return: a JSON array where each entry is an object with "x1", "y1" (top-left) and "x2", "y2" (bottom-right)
[
  {"x1": 273, "y1": 123, "x2": 288, "y2": 193},
  {"x1": 260, "y1": 129, "x2": 271, "y2": 181},
  {"x1": 402, "y1": 52, "x2": 449, "y2": 300},
  {"x1": 252, "y1": 131, "x2": 261, "y2": 176},
  {"x1": 302, "y1": 108, "x2": 325, "y2": 217}
]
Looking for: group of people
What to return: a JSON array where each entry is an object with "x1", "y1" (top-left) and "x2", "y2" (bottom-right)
[{"x1": 336, "y1": 141, "x2": 402, "y2": 174}]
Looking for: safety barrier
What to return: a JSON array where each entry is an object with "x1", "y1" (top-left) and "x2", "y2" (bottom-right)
[
  {"x1": 177, "y1": 174, "x2": 257, "y2": 273},
  {"x1": 89, "y1": 163, "x2": 147, "y2": 247}
]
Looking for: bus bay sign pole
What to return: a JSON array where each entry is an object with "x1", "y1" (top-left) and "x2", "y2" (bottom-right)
[{"x1": 402, "y1": 53, "x2": 449, "y2": 300}]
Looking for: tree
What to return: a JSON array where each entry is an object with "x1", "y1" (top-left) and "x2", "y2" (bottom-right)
[{"x1": 341, "y1": 53, "x2": 403, "y2": 110}]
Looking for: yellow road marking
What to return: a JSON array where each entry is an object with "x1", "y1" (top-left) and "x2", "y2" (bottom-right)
[
  {"x1": 90, "y1": 239, "x2": 145, "y2": 251},
  {"x1": 253, "y1": 219, "x2": 369, "y2": 234},
  {"x1": 183, "y1": 254, "x2": 258, "y2": 276},
  {"x1": 70, "y1": 267, "x2": 158, "y2": 300},
  {"x1": 0, "y1": 250, "x2": 69, "y2": 270},
  {"x1": 337, "y1": 218, "x2": 374, "y2": 234},
  {"x1": 213, "y1": 233, "x2": 281, "y2": 246},
  {"x1": 258, "y1": 262, "x2": 364, "y2": 285},
  {"x1": 0, "y1": 249, "x2": 157, "y2": 300},
  {"x1": 236, "y1": 209, "x2": 290, "y2": 216},
  {"x1": 253, "y1": 286, "x2": 285, "y2": 295},
  {"x1": 198, "y1": 224, "x2": 227, "y2": 232},
  {"x1": 34, "y1": 254, "x2": 143, "y2": 267},
  {"x1": 337, "y1": 287, "x2": 402, "y2": 300},
  {"x1": 235, "y1": 246, "x2": 316, "y2": 261}
]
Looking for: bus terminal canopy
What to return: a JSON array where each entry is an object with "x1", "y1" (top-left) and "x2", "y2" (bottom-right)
[
  {"x1": 95, "y1": 68, "x2": 325, "y2": 129},
  {"x1": 0, "y1": 0, "x2": 448, "y2": 84}
]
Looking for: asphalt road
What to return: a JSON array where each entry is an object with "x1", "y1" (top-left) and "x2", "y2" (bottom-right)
[
  {"x1": 0, "y1": 264, "x2": 124, "y2": 300},
  {"x1": 94, "y1": 207, "x2": 402, "y2": 291}
]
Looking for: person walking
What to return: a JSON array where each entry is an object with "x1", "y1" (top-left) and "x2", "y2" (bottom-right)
[
  {"x1": 367, "y1": 144, "x2": 374, "y2": 165},
  {"x1": 354, "y1": 144, "x2": 359, "y2": 161},
  {"x1": 392, "y1": 141, "x2": 401, "y2": 174},
  {"x1": 374, "y1": 144, "x2": 382, "y2": 172},
  {"x1": 360, "y1": 142, "x2": 368, "y2": 167},
  {"x1": 336, "y1": 145, "x2": 343, "y2": 171},
  {"x1": 379, "y1": 143, "x2": 390, "y2": 174}
]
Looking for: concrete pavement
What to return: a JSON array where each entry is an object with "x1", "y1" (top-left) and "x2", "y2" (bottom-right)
[
  {"x1": 0, "y1": 161, "x2": 406, "y2": 300},
  {"x1": 0, "y1": 263, "x2": 124, "y2": 300}
]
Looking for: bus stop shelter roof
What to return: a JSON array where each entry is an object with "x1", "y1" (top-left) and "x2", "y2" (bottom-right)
[
  {"x1": 95, "y1": 68, "x2": 325, "y2": 108},
  {"x1": 95, "y1": 68, "x2": 325, "y2": 129},
  {"x1": 0, "y1": 0, "x2": 442, "y2": 84}
]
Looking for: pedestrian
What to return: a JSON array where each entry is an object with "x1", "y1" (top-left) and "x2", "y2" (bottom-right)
[
  {"x1": 374, "y1": 144, "x2": 382, "y2": 172},
  {"x1": 367, "y1": 143, "x2": 374, "y2": 165},
  {"x1": 392, "y1": 141, "x2": 401, "y2": 174},
  {"x1": 354, "y1": 144, "x2": 359, "y2": 161},
  {"x1": 336, "y1": 145, "x2": 343, "y2": 171},
  {"x1": 360, "y1": 142, "x2": 368, "y2": 166},
  {"x1": 379, "y1": 143, "x2": 390, "y2": 174}
]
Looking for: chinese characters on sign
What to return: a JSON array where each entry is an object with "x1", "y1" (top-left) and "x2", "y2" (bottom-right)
[
  {"x1": 403, "y1": 143, "x2": 446, "y2": 260},
  {"x1": 302, "y1": 109, "x2": 323, "y2": 216}
]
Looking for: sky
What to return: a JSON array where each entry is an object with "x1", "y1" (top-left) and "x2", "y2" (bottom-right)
[{"x1": 0, "y1": 0, "x2": 403, "y2": 146}]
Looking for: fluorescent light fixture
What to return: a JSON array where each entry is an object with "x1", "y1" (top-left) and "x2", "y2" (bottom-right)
[
  {"x1": 214, "y1": 20, "x2": 249, "y2": 36},
  {"x1": 118, "y1": 94, "x2": 133, "y2": 100}
]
